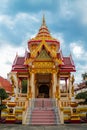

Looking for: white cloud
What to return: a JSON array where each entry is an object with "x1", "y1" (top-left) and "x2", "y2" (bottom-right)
[
  {"x1": 52, "y1": 32, "x2": 65, "y2": 48},
  {"x1": 0, "y1": 41, "x2": 25, "y2": 78},
  {"x1": 59, "y1": 0, "x2": 75, "y2": 20},
  {"x1": 15, "y1": 13, "x2": 39, "y2": 23},
  {"x1": 75, "y1": 63, "x2": 87, "y2": 83},
  {"x1": 70, "y1": 41, "x2": 87, "y2": 83},
  {"x1": 70, "y1": 41, "x2": 87, "y2": 60},
  {"x1": 56, "y1": 0, "x2": 87, "y2": 25},
  {"x1": 75, "y1": 0, "x2": 87, "y2": 25},
  {"x1": 70, "y1": 42, "x2": 84, "y2": 58},
  {"x1": 0, "y1": 15, "x2": 14, "y2": 29},
  {"x1": 0, "y1": 13, "x2": 39, "y2": 30},
  {"x1": 0, "y1": 0, "x2": 9, "y2": 13},
  {"x1": 0, "y1": 12, "x2": 39, "y2": 79}
]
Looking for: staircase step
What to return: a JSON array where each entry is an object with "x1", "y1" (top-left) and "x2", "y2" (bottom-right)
[
  {"x1": 32, "y1": 110, "x2": 54, "y2": 113},
  {"x1": 31, "y1": 122, "x2": 56, "y2": 125},
  {"x1": 32, "y1": 117, "x2": 55, "y2": 120},
  {"x1": 31, "y1": 119, "x2": 55, "y2": 122},
  {"x1": 32, "y1": 113, "x2": 55, "y2": 116},
  {"x1": 25, "y1": 98, "x2": 60, "y2": 125},
  {"x1": 31, "y1": 121, "x2": 55, "y2": 123},
  {"x1": 32, "y1": 112, "x2": 54, "y2": 114},
  {"x1": 32, "y1": 115, "x2": 55, "y2": 117}
]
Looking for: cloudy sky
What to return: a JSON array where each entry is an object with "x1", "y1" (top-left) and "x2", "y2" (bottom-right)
[{"x1": 0, "y1": 0, "x2": 87, "y2": 83}]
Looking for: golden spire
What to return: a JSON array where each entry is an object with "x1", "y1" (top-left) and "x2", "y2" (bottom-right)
[{"x1": 42, "y1": 14, "x2": 46, "y2": 26}]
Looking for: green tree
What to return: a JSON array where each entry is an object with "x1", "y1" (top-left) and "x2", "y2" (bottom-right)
[
  {"x1": 75, "y1": 91, "x2": 87, "y2": 104},
  {"x1": 0, "y1": 88, "x2": 8, "y2": 121},
  {"x1": 82, "y1": 72, "x2": 87, "y2": 81}
]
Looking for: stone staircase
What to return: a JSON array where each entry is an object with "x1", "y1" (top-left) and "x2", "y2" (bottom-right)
[
  {"x1": 31, "y1": 109, "x2": 56, "y2": 125},
  {"x1": 25, "y1": 98, "x2": 60, "y2": 125}
]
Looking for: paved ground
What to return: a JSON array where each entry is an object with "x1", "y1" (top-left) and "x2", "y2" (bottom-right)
[{"x1": 0, "y1": 124, "x2": 87, "y2": 130}]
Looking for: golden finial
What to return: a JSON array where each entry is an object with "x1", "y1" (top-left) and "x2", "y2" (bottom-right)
[{"x1": 42, "y1": 14, "x2": 46, "y2": 26}]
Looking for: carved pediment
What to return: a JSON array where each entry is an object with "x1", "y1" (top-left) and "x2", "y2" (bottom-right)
[
  {"x1": 33, "y1": 61, "x2": 54, "y2": 68},
  {"x1": 37, "y1": 49, "x2": 51, "y2": 60}
]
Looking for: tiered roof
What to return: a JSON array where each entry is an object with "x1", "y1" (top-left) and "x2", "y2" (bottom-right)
[
  {"x1": 28, "y1": 15, "x2": 60, "y2": 49},
  {"x1": 60, "y1": 55, "x2": 76, "y2": 72},
  {"x1": 12, "y1": 54, "x2": 28, "y2": 72},
  {"x1": 12, "y1": 16, "x2": 75, "y2": 72}
]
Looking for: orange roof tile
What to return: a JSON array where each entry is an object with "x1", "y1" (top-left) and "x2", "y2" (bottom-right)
[{"x1": 0, "y1": 76, "x2": 12, "y2": 93}]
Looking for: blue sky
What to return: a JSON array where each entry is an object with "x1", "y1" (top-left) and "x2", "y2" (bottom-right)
[{"x1": 0, "y1": 0, "x2": 87, "y2": 83}]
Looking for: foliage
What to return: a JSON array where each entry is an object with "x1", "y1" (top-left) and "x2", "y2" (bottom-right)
[
  {"x1": 0, "y1": 88, "x2": 8, "y2": 100},
  {"x1": 75, "y1": 91, "x2": 87, "y2": 99},
  {"x1": 86, "y1": 81, "x2": 87, "y2": 86},
  {"x1": 0, "y1": 88, "x2": 8, "y2": 120},
  {"x1": 22, "y1": 79, "x2": 27, "y2": 93},
  {"x1": 75, "y1": 91, "x2": 87, "y2": 104},
  {"x1": 82, "y1": 72, "x2": 87, "y2": 80}
]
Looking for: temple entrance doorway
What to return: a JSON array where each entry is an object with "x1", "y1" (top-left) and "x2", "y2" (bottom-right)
[
  {"x1": 35, "y1": 73, "x2": 52, "y2": 98},
  {"x1": 39, "y1": 84, "x2": 49, "y2": 98}
]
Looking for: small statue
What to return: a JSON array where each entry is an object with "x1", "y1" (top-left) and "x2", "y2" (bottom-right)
[
  {"x1": 71, "y1": 75, "x2": 75, "y2": 97},
  {"x1": 55, "y1": 85, "x2": 60, "y2": 99},
  {"x1": 10, "y1": 76, "x2": 15, "y2": 85},
  {"x1": 71, "y1": 75, "x2": 75, "y2": 85}
]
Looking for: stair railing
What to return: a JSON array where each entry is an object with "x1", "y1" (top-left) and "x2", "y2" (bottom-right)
[
  {"x1": 22, "y1": 99, "x2": 31, "y2": 124},
  {"x1": 57, "y1": 99, "x2": 64, "y2": 124}
]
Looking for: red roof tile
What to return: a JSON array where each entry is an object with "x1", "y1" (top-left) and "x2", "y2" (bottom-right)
[
  {"x1": 63, "y1": 57, "x2": 72, "y2": 66},
  {"x1": 15, "y1": 57, "x2": 25, "y2": 65},
  {"x1": 12, "y1": 52, "x2": 75, "y2": 73},
  {"x1": 0, "y1": 76, "x2": 12, "y2": 93},
  {"x1": 60, "y1": 56, "x2": 76, "y2": 72},
  {"x1": 12, "y1": 56, "x2": 28, "y2": 71}
]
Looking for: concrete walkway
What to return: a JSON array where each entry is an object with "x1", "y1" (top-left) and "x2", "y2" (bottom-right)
[{"x1": 0, "y1": 124, "x2": 87, "y2": 130}]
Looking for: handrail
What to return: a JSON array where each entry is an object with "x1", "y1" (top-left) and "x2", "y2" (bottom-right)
[
  {"x1": 22, "y1": 99, "x2": 30, "y2": 124},
  {"x1": 57, "y1": 100, "x2": 64, "y2": 124}
]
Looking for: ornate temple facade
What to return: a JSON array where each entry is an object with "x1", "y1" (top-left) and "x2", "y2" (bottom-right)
[
  {"x1": 4, "y1": 16, "x2": 87, "y2": 125},
  {"x1": 8, "y1": 16, "x2": 76, "y2": 100}
]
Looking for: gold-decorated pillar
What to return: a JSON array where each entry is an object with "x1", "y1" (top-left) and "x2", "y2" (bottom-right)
[
  {"x1": 27, "y1": 76, "x2": 30, "y2": 98},
  {"x1": 71, "y1": 75, "x2": 75, "y2": 97},
  {"x1": 30, "y1": 72, "x2": 35, "y2": 98},
  {"x1": 11, "y1": 73, "x2": 19, "y2": 98},
  {"x1": 52, "y1": 73, "x2": 57, "y2": 98},
  {"x1": 69, "y1": 74, "x2": 72, "y2": 100},
  {"x1": 55, "y1": 73, "x2": 60, "y2": 99},
  {"x1": 15, "y1": 74, "x2": 19, "y2": 98},
  {"x1": 65, "y1": 78, "x2": 67, "y2": 92},
  {"x1": 19, "y1": 79, "x2": 22, "y2": 94}
]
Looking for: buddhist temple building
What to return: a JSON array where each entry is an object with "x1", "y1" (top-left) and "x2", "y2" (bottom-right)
[
  {"x1": 4, "y1": 16, "x2": 87, "y2": 125},
  {"x1": 8, "y1": 15, "x2": 76, "y2": 100}
]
